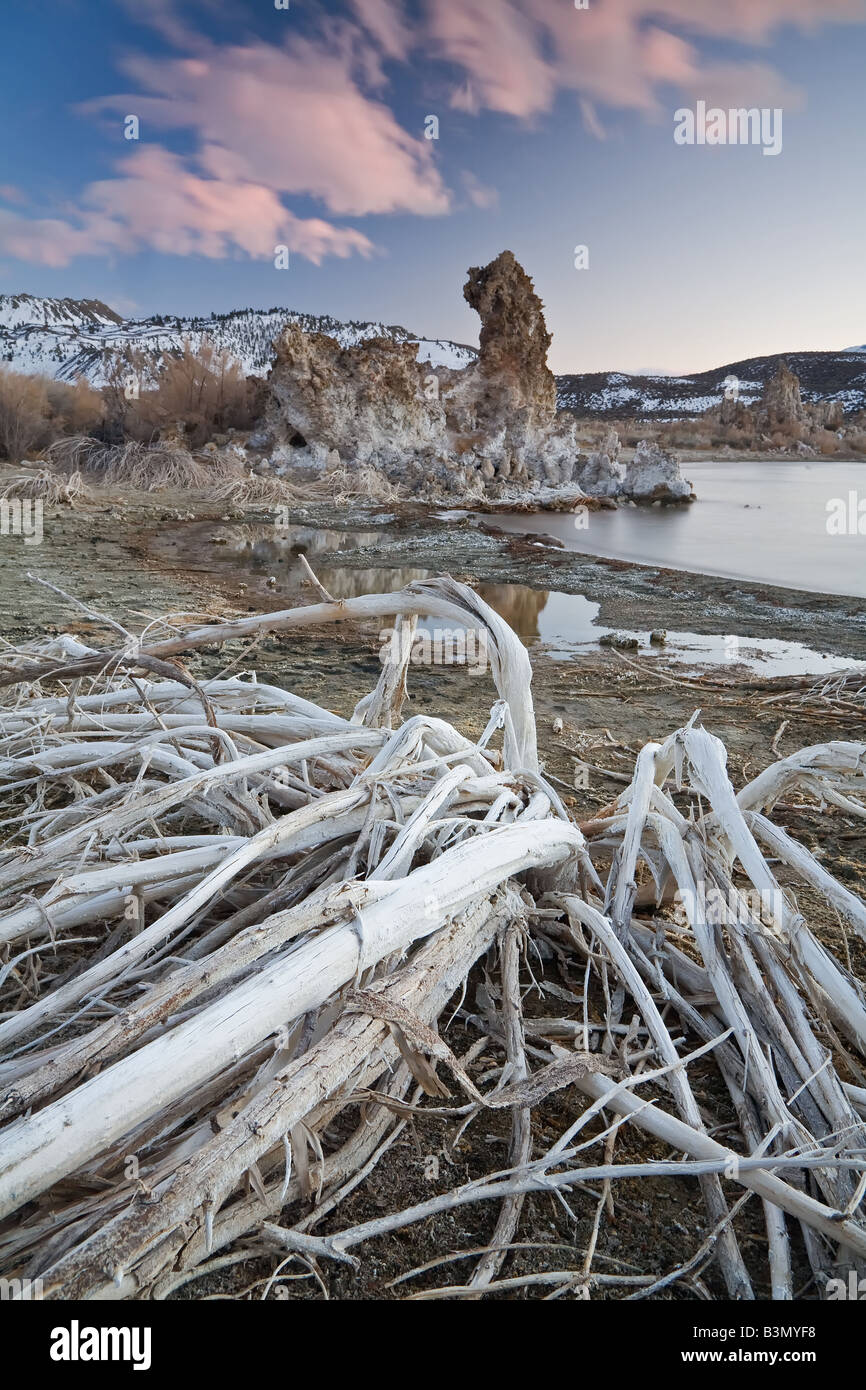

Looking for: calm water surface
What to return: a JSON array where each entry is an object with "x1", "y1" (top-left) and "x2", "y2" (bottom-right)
[
  {"x1": 148, "y1": 459, "x2": 866, "y2": 679},
  {"x1": 483, "y1": 460, "x2": 866, "y2": 599}
]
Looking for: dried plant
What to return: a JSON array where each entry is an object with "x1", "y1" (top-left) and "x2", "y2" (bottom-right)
[
  {"x1": 0, "y1": 467, "x2": 89, "y2": 505},
  {"x1": 0, "y1": 575, "x2": 864, "y2": 1302}
]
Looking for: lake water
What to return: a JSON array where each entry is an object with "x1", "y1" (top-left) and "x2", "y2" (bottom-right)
[
  {"x1": 159, "y1": 522, "x2": 857, "y2": 679},
  {"x1": 482, "y1": 460, "x2": 866, "y2": 599},
  {"x1": 469, "y1": 585, "x2": 861, "y2": 679},
  {"x1": 148, "y1": 458, "x2": 866, "y2": 679}
]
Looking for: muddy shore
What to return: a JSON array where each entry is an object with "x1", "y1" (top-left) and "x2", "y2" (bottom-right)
[
  {"x1": 2, "y1": 471, "x2": 862, "y2": 822},
  {"x1": 2, "y1": 474, "x2": 863, "y2": 657}
]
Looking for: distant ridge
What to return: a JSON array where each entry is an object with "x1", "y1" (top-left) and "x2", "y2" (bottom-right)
[
  {"x1": 2, "y1": 293, "x2": 864, "y2": 418},
  {"x1": 0, "y1": 293, "x2": 477, "y2": 385},
  {"x1": 556, "y1": 349, "x2": 866, "y2": 419}
]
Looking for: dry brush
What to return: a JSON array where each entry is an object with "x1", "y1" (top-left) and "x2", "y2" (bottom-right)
[{"x1": 0, "y1": 576, "x2": 864, "y2": 1300}]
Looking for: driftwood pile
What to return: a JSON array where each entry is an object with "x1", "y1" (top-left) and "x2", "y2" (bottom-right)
[{"x1": 0, "y1": 575, "x2": 865, "y2": 1300}]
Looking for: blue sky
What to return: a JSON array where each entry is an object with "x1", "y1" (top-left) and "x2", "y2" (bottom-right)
[{"x1": 1, "y1": 0, "x2": 865, "y2": 373}]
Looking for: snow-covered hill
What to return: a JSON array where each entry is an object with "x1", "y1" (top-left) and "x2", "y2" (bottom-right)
[
  {"x1": 0, "y1": 294, "x2": 477, "y2": 385},
  {"x1": 3, "y1": 293, "x2": 865, "y2": 420},
  {"x1": 556, "y1": 351, "x2": 866, "y2": 419}
]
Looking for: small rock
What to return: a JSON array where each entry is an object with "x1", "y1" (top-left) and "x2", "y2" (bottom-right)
[{"x1": 622, "y1": 441, "x2": 692, "y2": 504}]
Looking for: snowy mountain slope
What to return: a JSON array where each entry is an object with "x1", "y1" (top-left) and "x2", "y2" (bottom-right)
[
  {"x1": 0, "y1": 294, "x2": 478, "y2": 385},
  {"x1": 556, "y1": 351, "x2": 866, "y2": 419},
  {"x1": 2, "y1": 293, "x2": 864, "y2": 419}
]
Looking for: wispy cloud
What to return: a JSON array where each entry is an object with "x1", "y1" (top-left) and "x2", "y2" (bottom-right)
[
  {"x1": 461, "y1": 171, "x2": 499, "y2": 210},
  {"x1": 348, "y1": 0, "x2": 412, "y2": 61},
  {"x1": 0, "y1": 149, "x2": 374, "y2": 267},
  {"x1": 3, "y1": 0, "x2": 864, "y2": 268},
  {"x1": 0, "y1": 5, "x2": 445, "y2": 267},
  {"x1": 96, "y1": 36, "x2": 452, "y2": 218},
  {"x1": 427, "y1": 0, "x2": 865, "y2": 117},
  {"x1": 428, "y1": 0, "x2": 557, "y2": 119}
]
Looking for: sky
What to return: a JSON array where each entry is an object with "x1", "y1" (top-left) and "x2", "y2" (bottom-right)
[{"x1": 1, "y1": 0, "x2": 865, "y2": 374}]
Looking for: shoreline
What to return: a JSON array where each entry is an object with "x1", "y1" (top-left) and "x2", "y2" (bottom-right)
[
  {"x1": 0, "y1": 470, "x2": 863, "y2": 664},
  {"x1": 261, "y1": 500, "x2": 866, "y2": 661}
]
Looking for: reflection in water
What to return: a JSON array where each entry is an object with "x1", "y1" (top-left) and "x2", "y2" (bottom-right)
[
  {"x1": 317, "y1": 566, "x2": 432, "y2": 597},
  {"x1": 148, "y1": 520, "x2": 862, "y2": 679},
  {"x1": 244, "y1": 525, "x2": 383, "y2": 572},
  {"x1": 476, "y1": 583, "x2": 549, "y2": 640}
]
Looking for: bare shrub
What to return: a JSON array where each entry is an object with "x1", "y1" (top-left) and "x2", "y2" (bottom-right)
[
  {"x1": 326, "y1": 464, "x2": 407, "y2": 505},
  {"x1": 0, "y1": 468, "x2": 89, "y2": 505},
  {"x1": 816, "y1": 429, "x2": 840, "y2": 456},
  {"x1": 0, "y1": 368, "x2": 105, "y2": 462},
  {"x1": 724, "y1": 426, "x2": 753, "y2": 449},
  {"x1": 214, "y1": 473, "x2": 307, "y2": 506},
  {"x1": 45, "y1": 436, "x2": 228, "y2": 491},
  {"x1": 100, "y1": 350, "x2": 148, "y2": 442},
  {"x1": 0, "y1": 367, "x2": 50, "y2": 460},
  {"x1": 46, "y1": 377, "x2": 103, "y2": 437},
  {"x1": 103, "y1": 443, "x2": 219, "y2": 490},
  {"x1": 215, "y1": 464, "x2": 406, "y2": 508},
  {"x1": 109, "y1": 340, "x2": 256, "y2": 446},
  {"x1": 44, "y1": 436, "x2": 109, "y2": 473},
  {"x1": 650, "y1": 418, "x2": 715, "y2": 451}
]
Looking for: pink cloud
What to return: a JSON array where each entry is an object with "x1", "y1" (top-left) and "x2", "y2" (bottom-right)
[
  {"x1": 428, "y1": 0, "x2": 557, "y2": 119},
  {"x1": 461, "y1": 171, "x2": 499, "y2": 210},
  {"x1": 428, "y1": 0, "x2": 866, "y2": 118},
  {"x1": 2, "y1": 7, "x2": 450, "y2": 269},
  {"x1": 88, "y1": 36, "x2": 450, "y2": 218},
  {"x1": 0, "y1": 212, "x2": 110, "y2": 268},
  {"x1": 6, "y1": 0, "x2": 864, "y2": 271},
  {"x1": 621, "y1": 0, "x2": 866, "y2": 43},
  {"x1": 0, "y1": 149, "x2": 374, "y2": 267},
  {"x1": 348, "y1": 0, "x2": 412, "y2": 61}
]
